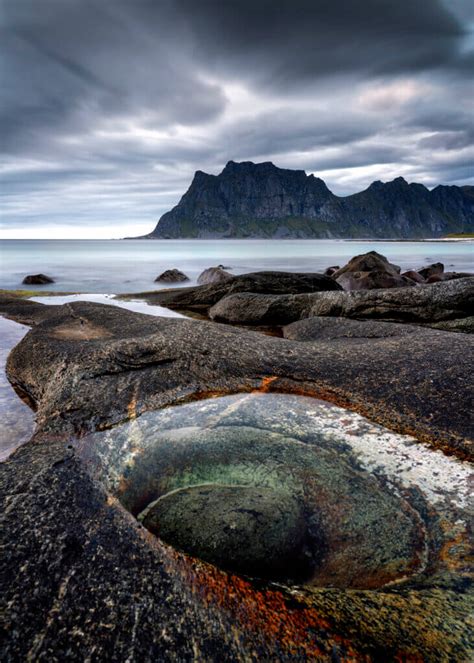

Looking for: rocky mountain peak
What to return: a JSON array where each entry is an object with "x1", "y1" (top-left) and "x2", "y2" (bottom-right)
[{"x1": 135, "y1": 161, "x2": 473, "y2": 239}]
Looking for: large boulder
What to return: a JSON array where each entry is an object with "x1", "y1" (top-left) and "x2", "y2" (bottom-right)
[
  {"x1": 209, "y1": 277, "x2": 474, "y2": 326},
  {"x1": 197, "y1": 266, "x2": 232, "y2": 285},
  {"x1": 155, "y1": 268, "x2": 189, "y2": 283},
  {"x1": 332, "y1": 251, "x2": 411, "y2": 290},
  {"x1": 336, "y1": 270, "x2": 414, "y2": 291},
  {"x1": 22, "y1": 273, "x2": 54, "y2": 285},
  {"x1": 332, "y1": 251, "x2": 401, "y2": 278},
  {"x1": 210, "y1": 292, "x2": 309, "y2": 325}
]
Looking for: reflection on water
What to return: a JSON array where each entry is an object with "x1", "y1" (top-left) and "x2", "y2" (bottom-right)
[
  {"x1": 0, "y1": 317, "x2": 35, "y2": 461},
  {"x1": 77, "y1": 393, "x2": 472, "y2": 588},
  {"x1": 30, "y1": 293, "x2": 185, "y2": 317}
]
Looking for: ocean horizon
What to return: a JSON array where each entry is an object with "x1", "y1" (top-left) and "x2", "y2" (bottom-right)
[{"x1": 1, "y1": 238, "x2": 472, "y2": 294}]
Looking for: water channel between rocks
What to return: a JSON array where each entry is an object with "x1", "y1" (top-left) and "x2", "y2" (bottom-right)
[{"x1": 76, "y1": 392, "x2": 472, "y2": 590}]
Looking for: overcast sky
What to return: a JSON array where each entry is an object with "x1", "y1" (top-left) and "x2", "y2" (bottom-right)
[{"x1": 1, "y1": 0, "x2": 473, "y2": 238}]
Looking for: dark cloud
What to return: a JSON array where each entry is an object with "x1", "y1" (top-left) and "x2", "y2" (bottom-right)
[{"x1": 0, "y1": 0, "x2": 472, "y2": 236}]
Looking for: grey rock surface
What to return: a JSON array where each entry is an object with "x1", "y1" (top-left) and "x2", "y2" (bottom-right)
[
  {"x1": 0, "y1": 297, "x2": 472, "y2": 661},
  {"x1": 209, "y1": 277, "x2": 474, "y2": 326}
]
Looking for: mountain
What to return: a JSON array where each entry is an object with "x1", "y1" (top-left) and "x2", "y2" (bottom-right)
[{"x1": 135, "y1": 161, "x2": 474, "y2": 239}]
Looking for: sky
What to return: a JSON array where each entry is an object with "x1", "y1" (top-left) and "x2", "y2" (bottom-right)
[{"x1": 1, "y1": 0, "x2": 473, "y2": 239}]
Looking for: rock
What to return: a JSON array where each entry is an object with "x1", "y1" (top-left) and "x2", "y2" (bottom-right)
[
  {"x1": 402, "y1": 270, "x2": 425, "y2": 284},
  {"x1": 283, "y1": 317, "x2": 419, "y2": 341},
  {"x1": 134, "y1": 271, "x2": 342, "y2": 311},
  {"x1": 22, "y1": 273, "x2": 54, "y2": 285},
  {"x1": 197, "y1": 266, "x2": 232, "y2": 285},
  {"x1": 1, "y1": 296, "x2": 472, "y2": 455},
  {"x1": 426, "y1": 274, "x2": 444, "y2": 284},
  {"x1": 332, "y1": 251, "x2": 401, "y2": 279},
  {"x1": 425, "y1": 271, "x2": 474, "y2": 284},
  {"x1": 418, "y1": 262, "x2": 444, "y2": 279},
  {"x1": 0, "y1": 298, "x2": 473, "y2": 660},
  {"x1": 423, "y1": 316, "x2": 474, "y2": 334},
  {"x1": 140, "y1": 484, "x2": 308, "y2": 580},
  {"x1": 324, "y1": 266, "x2": 339, "y2": 276},
  {"x1": 208, "y1": 277, "x2": 474, "y2": 326},
  {"x1": 155, "y1": 268, "x2": 189, "y2": 283},
  {"x1": 336, "y1": 270, "x2": 413, "y2": 291},
  {"x1": 331, "y1": 251, "x2": 413, "y2": 290},
  {"x1": 210, "y1": 292, "x2": 309, "y2": 325}
]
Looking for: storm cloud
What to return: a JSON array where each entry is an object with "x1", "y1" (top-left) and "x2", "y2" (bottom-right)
[{"x1": 1, "y1": 0, "x2": 473, "y2": 237}]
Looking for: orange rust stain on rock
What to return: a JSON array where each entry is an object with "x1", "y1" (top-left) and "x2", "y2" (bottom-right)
[
  {"x1": 259, "y1": 375, "x2": 279, "y2": 392},
  {"x1": 438, "y1": 523, "x2": 472, "y2": 571},
  {"x1": 394, "y1": 653, "x2": 425, "y2": 663},
  {"x1": 157, "y1": 544, "x2": 364, "y2": 660}
]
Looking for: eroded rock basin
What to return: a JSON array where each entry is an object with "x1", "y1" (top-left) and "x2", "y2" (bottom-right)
[{"x1": 76, "y1": 393, "x2": 472, "y2": 593}]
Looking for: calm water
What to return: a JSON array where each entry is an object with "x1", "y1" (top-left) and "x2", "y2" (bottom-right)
[{"x1": 1, "y1": 239, "x2": 472, "y2": 293}]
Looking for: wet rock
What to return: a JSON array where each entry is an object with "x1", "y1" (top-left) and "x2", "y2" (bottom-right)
[
  {"x1": 140, "y1": 484, "x2": 309, "y2": 580},
  {"x1": 209, "y1": 277, "x2": 474, "y2": 327},
  {"x1": 1, "y1": 297, "x2": 472, "y2": 458},
  {"x1": 137, "y1": 271, "x2": 341, "y2": 311},
  {"x1": 418, "y1": 262, "x2": 444, "y2": 279},
  {"x1": 155, "y1": 268, "x2": 189, "y2": 283},
  {"x1": 197, "y1": 266, "x2": 232, "y2": 285},
  {"x1": 0, "y1": 299, "x2": 473, "y2": 661},
  {"x1": 210, "y1": 291, "x2": 308, "y2": 325},
  {"x1": 22, "y1": 273, "x2": 54, "y2": 285}
]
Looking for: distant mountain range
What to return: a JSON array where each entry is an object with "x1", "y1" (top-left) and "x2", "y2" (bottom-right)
[{"x1": 134, "y1": 161, "x2": 474, "y2": 239}]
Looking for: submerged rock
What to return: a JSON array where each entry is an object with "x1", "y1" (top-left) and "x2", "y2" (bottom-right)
[
  {"x1": 140, "y1": 484, "x2": 309, "y2": 581},
  {"x1": 22, "y1": 273, "x2": 54, "y2": 285},
  {"x1": 155, "y1": 268, "x2": 189, "y2": 283}
]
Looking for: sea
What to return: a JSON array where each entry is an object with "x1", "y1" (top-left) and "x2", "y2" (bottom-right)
[
  {"x1": 1, "y1": 239, "x2": 473, "y2": 293},
  {"x1": 0, "y1": 238, "x2": 472, "y2": 461}
]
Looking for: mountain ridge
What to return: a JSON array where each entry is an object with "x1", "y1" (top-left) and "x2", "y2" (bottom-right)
[{"x1": 134, "y1": 161, "x2": 474, "y2": 239}]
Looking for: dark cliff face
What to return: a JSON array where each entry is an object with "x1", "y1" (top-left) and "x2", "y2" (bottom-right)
[{"x1": 141, "y1": 161, "x2": 474, "y2": 239}]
